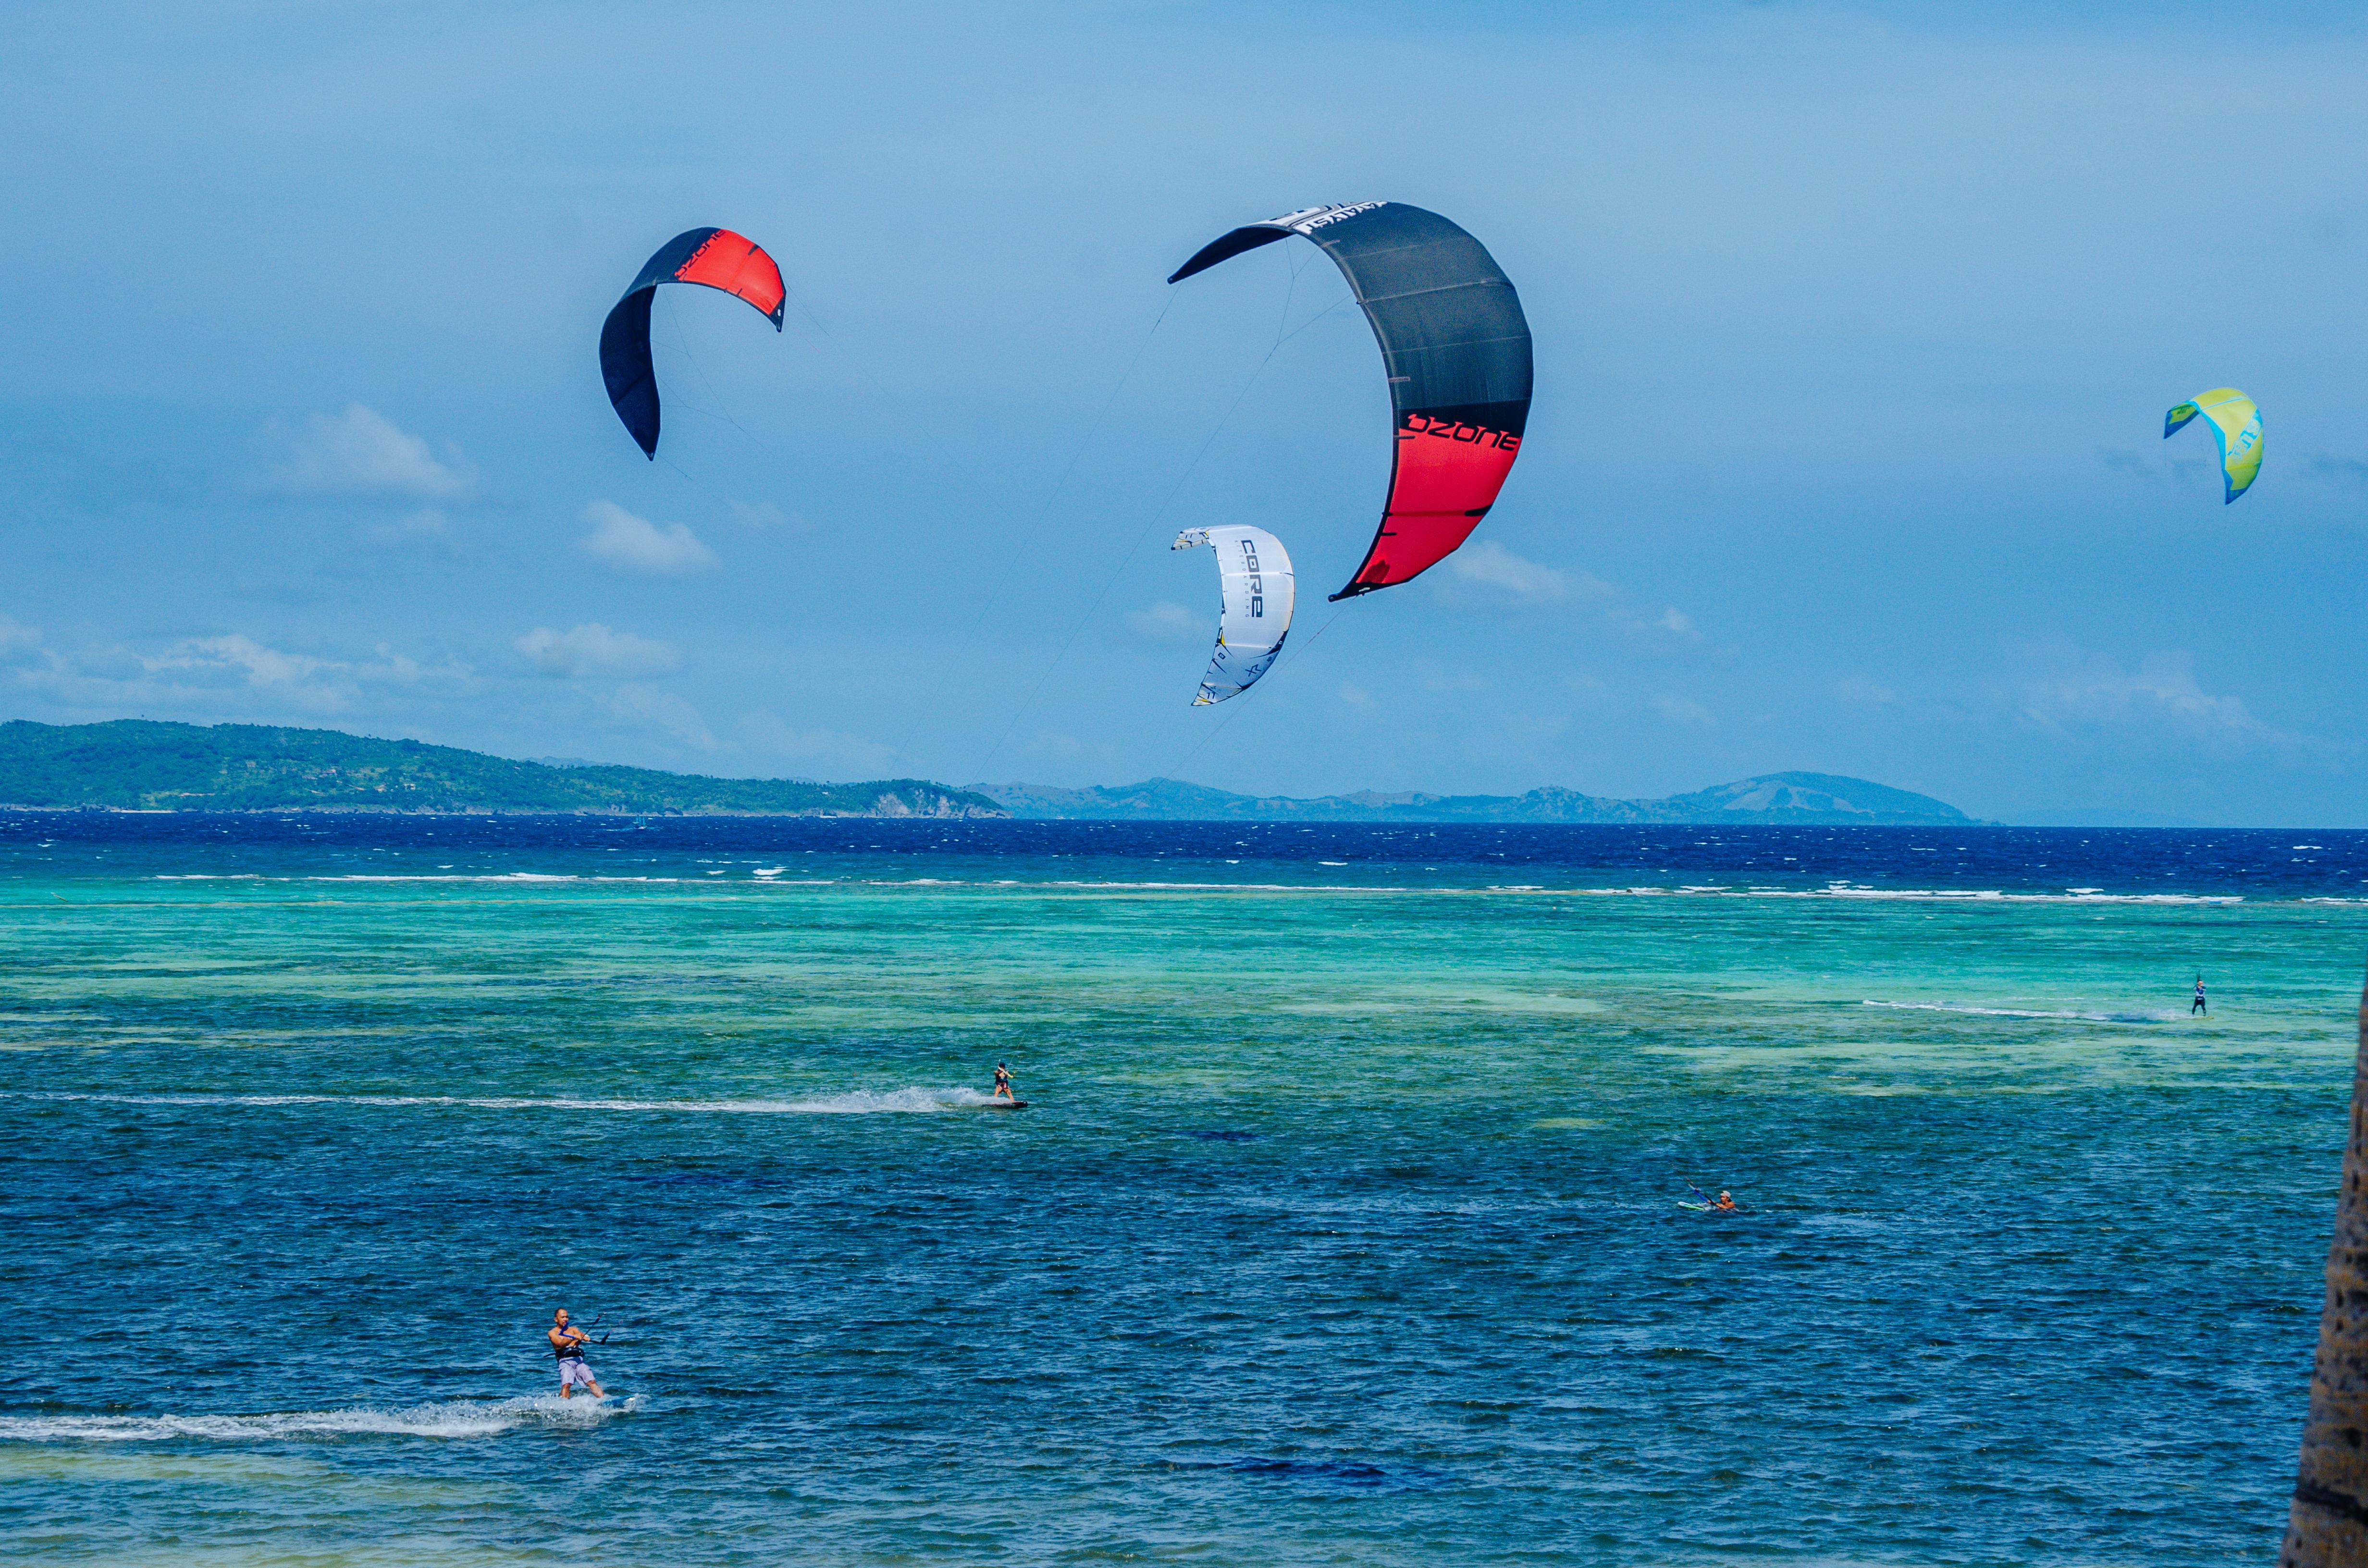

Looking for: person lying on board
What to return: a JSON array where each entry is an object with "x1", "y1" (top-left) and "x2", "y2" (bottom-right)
[{"x1": 1710, "y1": 1190, "x2": 1739, "y2": 1213}]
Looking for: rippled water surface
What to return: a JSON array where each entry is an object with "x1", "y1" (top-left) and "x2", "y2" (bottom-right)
[{"x1": 3, "y1": 816, "x2": 2365, "y2": 1565}]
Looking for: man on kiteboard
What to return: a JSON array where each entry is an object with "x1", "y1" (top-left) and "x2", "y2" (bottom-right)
[
  {"x1": 2193, "y1": 977, "x2": 2207, "y2": 1016},
  {"x1": 549, "y1": 1309, "x2": 604, "y2": 1400},
  {"x1": 992, "y1": 1062, "x2": 1015, "y2": 1102}
]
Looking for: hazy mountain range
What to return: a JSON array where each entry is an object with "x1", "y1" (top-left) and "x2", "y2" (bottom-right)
[
  {"x1": 0, "y1": 720, "x2": 1979, "y2": 826},
  {"x1": 971, "y1": 772, "x2": 1979, "y2": 826}
]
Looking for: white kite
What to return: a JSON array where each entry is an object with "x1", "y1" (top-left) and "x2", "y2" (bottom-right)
[{"x1": 1171, "y1": 526, "x2": 1295, "y2": 704}]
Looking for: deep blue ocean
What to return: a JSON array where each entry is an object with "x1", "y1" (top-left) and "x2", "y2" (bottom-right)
[{"x1": 3, "y1": 815, "x2": 2363, "y2": 1565}]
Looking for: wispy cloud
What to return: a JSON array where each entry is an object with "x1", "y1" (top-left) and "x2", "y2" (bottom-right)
[
  {"x1": 726, "y1": 499, "x2": 803, "y2": 533},
  {"x1": 514, "y1": 623, "x2": 682, "y2": 678},
  {"x1": 265, "y1": 405, "x2": 475, "y2": 500},
  {"x1": 607, "y1": 683, "x2": 713, "y2": 749},
  {"x1": 2310, "y1": 455, "x2": 2368, "y2": 490},
  {"x1": 742, "y1": 713, "x2": 898, "y2": 776},
  {"x1": 10, "y1": 632, "x2": 467, "y2": 718},
  {"x1": 1652, "y1": 693, "x2": 1712, "y2": 724},
  {"x1": 580, "y1": 501, "x2": 718, "y2": 577},
  {"x1": 2022, "y1": 650, "x2": 2264, "y2": 737},
  {"x1": 148, "y1": 634, "x2": 337, "y2": 690},
  {"x1": 1123, "y1": 601, "x2": 1205, "y2": 644},
  {"x1": 367, "y1": 507, "x2": 453, "y2": 546},
  {"x1": 1448, "y1": 540, "x2": 1575, "y2": 603},
  {"x1": 1441, "y1": 541, "x2": 1704, "y2": 651},
  {"x1": 1833, "y1": 674, "x2": 1898, "y2": 706}
]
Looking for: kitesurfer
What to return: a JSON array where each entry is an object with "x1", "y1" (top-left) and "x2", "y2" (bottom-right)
[
  {"x1": 1682, "y1": 1178, "x2": 1739, "y2": 1213},
  {"x1": 2193, "y1": 977, "x2": 2208, "y2": 1016},
  {"x1": 992, "y1": 1062, "x2": 1015, "y2": 1102},
  {"x1": 549, "y1": 1309, "x2": 604, "y2": 1400}
]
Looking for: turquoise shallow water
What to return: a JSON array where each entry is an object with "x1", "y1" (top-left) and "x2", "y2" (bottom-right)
[{"x1": 3, "y1": 818, "x2": 2365, "y2": 1565}]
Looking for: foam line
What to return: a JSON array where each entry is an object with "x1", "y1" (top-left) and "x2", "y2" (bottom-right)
[{"x1": 123, "y1": 875, "x2": 2307, "y2": 904}]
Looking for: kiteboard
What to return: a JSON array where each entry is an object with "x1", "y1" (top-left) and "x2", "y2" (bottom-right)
[
  {"x1": 980, "y1": 1100, "x2": 1030, "y2": 1111},
  {"x1": 1677, "y1": 1201, "x2": 1712, "y2": 1211}
]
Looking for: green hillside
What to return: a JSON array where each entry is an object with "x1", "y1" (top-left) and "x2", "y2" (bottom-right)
[{"x1": 0, "y1": 720, "x2": 1005, "y2": 817}]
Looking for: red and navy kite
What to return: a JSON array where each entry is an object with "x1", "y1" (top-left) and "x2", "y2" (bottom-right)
[{"x1": 599, "y1": 228, "x2": 786, "y2": 458}]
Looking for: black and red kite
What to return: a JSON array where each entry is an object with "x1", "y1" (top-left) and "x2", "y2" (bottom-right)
[
  {"x1": 599, "y1": 228, "x2": 786, "y2": 458},
  {"x1": 1170, "y1": 203, "x2": 1533, "y2": 601}
]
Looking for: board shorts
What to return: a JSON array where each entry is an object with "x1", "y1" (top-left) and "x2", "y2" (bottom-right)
[{"x1": 557, "y1": 1358, "x2": 596, "y2": 1389}]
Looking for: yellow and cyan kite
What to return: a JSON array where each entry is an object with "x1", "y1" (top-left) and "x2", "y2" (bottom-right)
[{"x1": 2163, "y1": 387, "x2": 2262, "y2": 504}]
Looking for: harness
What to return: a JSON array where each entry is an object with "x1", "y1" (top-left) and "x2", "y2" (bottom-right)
[{"x1": 554, "y1": 1329, "x2": 586, "y2": 1361}]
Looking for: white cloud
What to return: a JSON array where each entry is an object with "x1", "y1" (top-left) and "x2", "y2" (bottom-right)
[
  {"x1": 580, "y1": 501, "x2": 717, "y2": 576},
  {"x1": 266, "y1": 405, "x2": 474, "y2": 499},
  {"x1": 1338, "y1": 681, "x2": 1375, "y2": 709},
  {"x1": 515, "y1": 623, "x2": 682, "y2": 679},
  {"x1": 1124, "y1": 601, "x2": 1206, "y2": 644},
  {"x1": 0, "y1": 614, "x2": 39, "y2": 654},
  {"x1": 1658, "y1": 608, "x2": 1695, "y2": 636},
  {"x1": 1448, "y1": 540, "x2": 1570, "y2": 602},
  {"x1": 2023, "y1": 651, "x2": 2264, "y2": 736}
]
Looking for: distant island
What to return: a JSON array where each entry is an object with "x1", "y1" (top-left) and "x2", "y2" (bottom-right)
[
  {"x1": 0, "y1": 720, "x2": 1978, "y2": 825},
  {"x1": 0, "y1": 720, "x2": 1004, "y2": 817},
  {"x1": 971, "y1": 773, "x2": 1979, "y2": 826}
]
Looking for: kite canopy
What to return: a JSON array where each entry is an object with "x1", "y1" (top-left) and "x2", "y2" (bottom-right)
[
  {"x1": 2163, "y1": 387, "x2": 2262, "y2": 504},
  {"x1": 599, "y1": 228, "x2": 786, "y2": 458},
  {"x1": 1170, "y1": 203, "x2": 1532, "y2": 600},
  {"x1": 1172, "y1": 526, "x2": 1295, "y2": 703}
]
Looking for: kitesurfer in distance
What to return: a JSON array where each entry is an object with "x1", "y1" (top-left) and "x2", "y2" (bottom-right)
[
  {"x1": 992, "y1": 1061, "x2": 1015, "y2": 1103},
  {"x1": 2193, "y1": 976, "x2": 2208, "y2": 1016},
  {"x1": 1680, "y1": 1179, "x2": 1739, "y2": 1213},
  {"x1": 549, "y1": 1309, "x2": 603, "y2": 1400}
]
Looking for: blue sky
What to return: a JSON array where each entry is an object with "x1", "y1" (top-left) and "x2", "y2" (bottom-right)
[{"x1": 3, "y1": 1, "x2": 2365, "y2": 824}]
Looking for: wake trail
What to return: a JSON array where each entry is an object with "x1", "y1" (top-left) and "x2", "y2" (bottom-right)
[
  {"x1": 4, "y1": 1086, "x2": 1003, "y2": 1116},
  {"x1": 0, "y1": 1394, "x2": 645, "y2": 1444}
]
